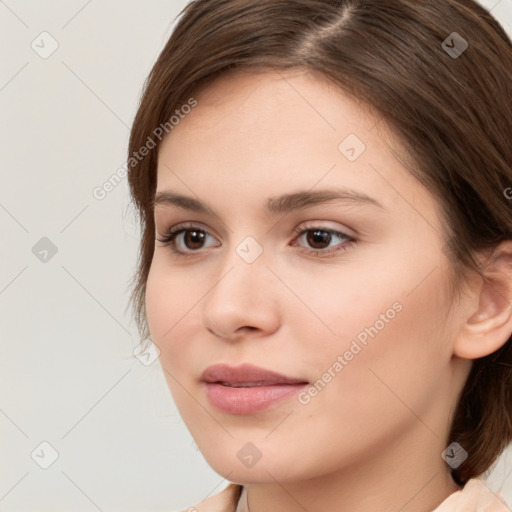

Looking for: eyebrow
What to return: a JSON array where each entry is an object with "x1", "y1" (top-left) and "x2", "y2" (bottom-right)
[{"x1": 153, "y1": 188, "x2": 385, "y2": 214}]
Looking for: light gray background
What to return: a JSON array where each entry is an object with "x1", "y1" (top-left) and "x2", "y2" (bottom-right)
[{"x1": 1, "y1": 1, "x2": 512, "y2": 511}]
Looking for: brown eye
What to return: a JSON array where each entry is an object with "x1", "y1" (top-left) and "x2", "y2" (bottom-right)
[
  {"x1": 157, "y1": 225, "x2": 221, "y2": 255},
  {"x1": 292, "y1": 226, "x2": 355, "y2": 257},
  {"x1": 306, "y1": 230, "x2": 333, "y2": 249},
  {"x1": 183, "y1": 230, "x2": 207, "y2": 250}
]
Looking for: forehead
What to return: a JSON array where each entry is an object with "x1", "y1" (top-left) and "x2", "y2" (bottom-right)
[
  {"x1": 172, "y1": 67, "x2": 380, "y2": 137},
  {"x1": 158, "y1": 68, "x2": 385, "y2": 175},
  {"x1": 155, "y1": 68, "x2": 437, "y2": 226}
]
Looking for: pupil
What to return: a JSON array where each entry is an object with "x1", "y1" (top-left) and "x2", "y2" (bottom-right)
[
  {"x1": 185, "y1": 230, "x2": 205, "y2": 249},
  {"x1": 307, "y1": 230, "x2": 331, "y2": 249}
]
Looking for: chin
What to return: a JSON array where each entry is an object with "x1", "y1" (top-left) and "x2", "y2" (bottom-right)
[{"x1": 195, "y1": 438, "x2": 314, "y2": 484}]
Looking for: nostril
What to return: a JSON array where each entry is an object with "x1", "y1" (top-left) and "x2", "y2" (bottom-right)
[{"x1": 240, "y1": 326, "x2": 258, "y2": 333}]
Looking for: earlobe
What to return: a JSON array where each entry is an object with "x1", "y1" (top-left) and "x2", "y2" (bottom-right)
[{"x1": 454, "y1": 241, "x2": 512, "y2": 360}]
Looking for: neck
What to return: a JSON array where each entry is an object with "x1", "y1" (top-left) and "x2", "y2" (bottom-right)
[{"x1": 243, "y1": 427, "x2": 462, "y2": 512}]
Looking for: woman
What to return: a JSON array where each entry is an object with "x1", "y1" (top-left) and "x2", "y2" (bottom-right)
[{"x1": 127, "y1": 0, "x2": 512, "y2": 510}]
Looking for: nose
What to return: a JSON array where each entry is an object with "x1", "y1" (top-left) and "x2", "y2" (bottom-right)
[{"x1": 201, "y1": 250, "x2": 281, "y2": 341}]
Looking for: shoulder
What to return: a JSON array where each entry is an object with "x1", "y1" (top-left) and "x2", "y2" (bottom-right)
[
  {"x1": 173, "y1": 478, "x2": 511, "y2": 512},
  {"x1": 177, "y1": 483, "x2": 244, "y2": 512},
  {"x1": 433, "y1": 478, "x2": 510, "y2": 511}
]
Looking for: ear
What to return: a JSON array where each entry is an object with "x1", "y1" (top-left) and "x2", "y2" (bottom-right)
[{"x1": 454, "y1": 241, "x2": 512, "y2": 360}]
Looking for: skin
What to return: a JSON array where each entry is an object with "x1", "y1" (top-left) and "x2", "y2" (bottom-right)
[{"x1": 145, "y1": 68, "x2": 512, "y2": 512}]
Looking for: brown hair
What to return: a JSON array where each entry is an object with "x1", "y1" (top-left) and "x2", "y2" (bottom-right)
[{"x1": 127, "y1": 0, "x2": 512, "y2": 485}]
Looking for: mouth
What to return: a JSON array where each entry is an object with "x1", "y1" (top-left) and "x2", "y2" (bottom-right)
[
  {"x1": 216, "y1": 381, "x2": 296, "y2": 387},
  {"x1": 201, "y1": 363, "x2": 309, "y2": 415}
]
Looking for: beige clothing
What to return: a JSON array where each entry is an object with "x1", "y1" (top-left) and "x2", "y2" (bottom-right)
[{"x1": 186, "y1": 478, "x2": 510, "y2": 511}]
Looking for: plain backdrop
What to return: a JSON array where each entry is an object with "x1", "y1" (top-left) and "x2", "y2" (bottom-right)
[{"x1": 1, "y1": 1, "x2": 512, "y2": 511}]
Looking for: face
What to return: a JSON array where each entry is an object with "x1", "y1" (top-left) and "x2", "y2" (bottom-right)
[{"x1": 146, "y1": 68, "x2": 466, "y2": 484}]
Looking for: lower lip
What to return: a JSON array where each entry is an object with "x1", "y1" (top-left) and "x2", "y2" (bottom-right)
[{"x1": 204, "y1": 382, "x2": 308, "y2": 415}]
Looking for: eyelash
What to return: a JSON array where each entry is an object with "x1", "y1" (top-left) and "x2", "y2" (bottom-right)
[{"x1": 156, "y1": 223, "x2": 356, "y2": 258}]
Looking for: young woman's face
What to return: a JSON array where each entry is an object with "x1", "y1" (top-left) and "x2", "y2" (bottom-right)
[{"x1": 146, "y1": 69, "x2": 469, "y2": 484}]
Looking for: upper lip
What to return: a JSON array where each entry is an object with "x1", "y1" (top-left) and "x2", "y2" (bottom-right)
[{"x1": 200, "y1": 363, "x2": 308, "y2": 386}]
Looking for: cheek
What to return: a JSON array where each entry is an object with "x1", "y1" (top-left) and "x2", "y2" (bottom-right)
[
  {"x1": 145, "y1": 262, "x2": 204, "y2": 416},
  {"x1": 145, "y1": 258, "x2": 200, "y2": 355},
  {"x1": 295, "y1": 269, "x2": 451, "y2": 432},
  {"x1": 284, "y1": 249, "x2": 453, "y2": 412}
]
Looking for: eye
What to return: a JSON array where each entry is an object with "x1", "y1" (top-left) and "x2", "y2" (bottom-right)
[
  {"x1": 156, "y1": 223, "x2": 356, "y2": 258},
  {"x1": 291, "y1": 226, "x2": 355, "y2": 257},
  {"x1": 156, "y1": 223, "x2": 220, "y2": 255}
]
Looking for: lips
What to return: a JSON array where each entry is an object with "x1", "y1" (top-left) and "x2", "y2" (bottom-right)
[
  {"x1": 201, "y1": 363, "x2": 307, "y2": 386},
  {"x1": 201, "y1": 363, "x2": 309, "y2": 415}
]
